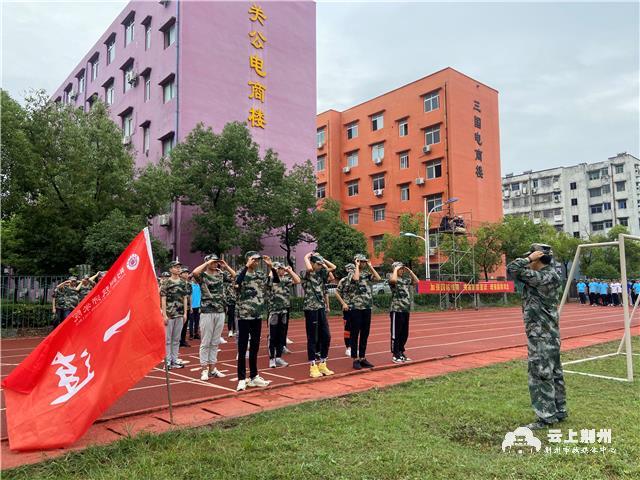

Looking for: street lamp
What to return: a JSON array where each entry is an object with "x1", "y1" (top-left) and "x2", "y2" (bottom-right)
[{"x1": 403, "y1": 197, "x2": 459, "y2": 280}]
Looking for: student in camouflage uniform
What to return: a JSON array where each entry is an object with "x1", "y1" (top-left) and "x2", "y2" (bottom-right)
[
  {"x1": 302, "y1": 251, "x2": 337, "y2": 378},
  {"x1": 76, "y1": 271, "x2": 101, "y2": 301},
  {"x1": 179, "y1": 267, "x2": 193, "y2": 348},
  {"x1": 507, "y1": 243, "x2": 567, "y2": 430},
  {"x1": 335, "y1": 263, "x2": 356, "y2": 356},
  {"x1": 267, "y1": 262, "x2": 301, "y2": 368},
  {"x1": 389, "y1": 262, "x2": 419, "y2": 363},
  {"x1": 346, "y1": 254, "x2": 381, "y2": 369},
  {"x1": 234, "y1": 251, "x2": 279, "y2": 391},
  {"x1": 192, "y1": 254, "x2": 236, "y2": 381},
  {"x1": 51, "y1": 276, "x2": 79, "y2": 328},
  {"x1": 224, "y1": 267, "x2": 238, "y2": 338},
  {"x1": 160, "y1": 261, "x2": 189, "y2": 369}
]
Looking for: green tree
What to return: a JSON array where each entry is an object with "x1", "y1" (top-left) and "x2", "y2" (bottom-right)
[
  {"x1": 498, "y1": 216, "x2": 556, "y2": 264},
  {"x1": 548, "y1": 231, "x2": 583, "y2": 277},
  {"x1": 377, "y1": 214, "x2": 423, "y2": 271},
  {"x1": 310, "y1": 199, "x2": 367, "y2": 277},
  {"x1": 474, "y1": 222, "x2": 504, "y2": 280}
]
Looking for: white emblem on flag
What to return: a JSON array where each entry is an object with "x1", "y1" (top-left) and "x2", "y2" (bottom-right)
[
  {"x1": 50, "y1": 350, "x2": 95, "y2": 405},
  {"x1": 127, "y1": 253, "x2": 140, "y2": 271},
  {"x1": 103, "y1": 310, "x2": 131, "y2": 342}
]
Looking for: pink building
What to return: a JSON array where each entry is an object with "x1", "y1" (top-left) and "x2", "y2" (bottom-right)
[{"x1": 51, "y1": 0, "x2": 316, "y2": 269}]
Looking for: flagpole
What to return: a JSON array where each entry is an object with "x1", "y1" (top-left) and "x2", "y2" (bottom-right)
[{"x1": 144, "y1": 227, "x2": 175, "y2": 425}]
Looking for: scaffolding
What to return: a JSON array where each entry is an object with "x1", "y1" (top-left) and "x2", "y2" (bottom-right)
[{"x1": 432, "y1": 210, "x2": 478, "y2": 310}]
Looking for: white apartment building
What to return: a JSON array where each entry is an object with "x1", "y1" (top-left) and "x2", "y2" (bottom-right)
[{"x1": 502, "y1": 153, "x2": 640, "y2": 238}]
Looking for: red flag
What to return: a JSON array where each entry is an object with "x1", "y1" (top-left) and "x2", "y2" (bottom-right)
[{"x1": 2, "y1": 228, "x2": 165, "y2": 451}]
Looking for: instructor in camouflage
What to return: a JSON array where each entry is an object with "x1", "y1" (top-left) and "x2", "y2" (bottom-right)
[
  {"x1": 389, "y1": 262, "x2": 419, "y2": 363},
  {"x1": 507, "y1": 243, "x2": 567, "y2": 430}
]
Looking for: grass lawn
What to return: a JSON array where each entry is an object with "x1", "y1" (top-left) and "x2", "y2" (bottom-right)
[{"x1": 5, "y1": 339, "x2": 640, "y2": 480}]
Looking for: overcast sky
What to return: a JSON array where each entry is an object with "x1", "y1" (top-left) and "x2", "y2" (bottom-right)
[{"x1": 2, "y1": 1, "x2": 638, "y2": 175}]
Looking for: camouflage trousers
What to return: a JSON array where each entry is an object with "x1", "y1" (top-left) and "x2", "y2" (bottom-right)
[{"x1": 527, "y1": 334, "x2": 567, "y2": 422}]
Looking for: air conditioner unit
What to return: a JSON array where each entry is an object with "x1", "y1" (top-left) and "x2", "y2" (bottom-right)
[
  {"x1": 69, "y1": 92, "x2": 78, "y2": 100},
  {"x1": 374, "y1": 189, "x2": 384, "y2": 197},
  {"x1": 342, "y1": 166, "x2": 351, "y2": 174},
  {"x1": 522, "y1": 187, "x2": 528, "y2": 194},
  {"x1": 503, "y1": 190, "x2": 511, "y2": 198},
  {"x1": 415, "y1": 177, "x2": 425, "y2": 185},
  {"x1": 514, "y1": 191, "x2": 521, "y2": 197},
  {"x1": 531, "y1": 187, "x2": 537, "y2": 194},
  {"x1": 422, "y1": 145, "x2": 431, "y2": 154},
  {"x1": 317, "y1": 142, "x2": 324, "y2": 149},
  {"x1": 122, "y1": 135, "x2": 131, "y2": 145},
  {"x1": 126, "y1": 72, "x2": 139, "y2": 86},
  {"x1": 533, "y1": 218, "x2": 541, "y2": 224},
  {"x1": 553, "y1": 215, "x2": 563, "y2": 223},
  {"x1": 554, "y1": 197, "x2": 561, "y2": 203},
  {"x1": 159, "y1": 0, "x2": 169, "y2": 6},
  {"x1": 158, "y1": 214, "x2": 171, "y2": 227}
]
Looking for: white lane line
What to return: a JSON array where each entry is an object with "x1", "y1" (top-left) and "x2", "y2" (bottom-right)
[
  {"x1": 260, "y1": 370, "x2": 294, "y2": 381},
  {"x1": 152, "y1": 367, "x2": 235, "y2": 392}
]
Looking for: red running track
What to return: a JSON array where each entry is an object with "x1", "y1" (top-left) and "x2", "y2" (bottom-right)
[{"x1": 1, "y1": 303, "x2": 637, "y2": 439}]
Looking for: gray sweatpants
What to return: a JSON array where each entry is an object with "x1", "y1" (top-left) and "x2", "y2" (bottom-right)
[
  {"x1": 199, "y1": 312, "x2": 226, "y2": 366},
  {"x1": 166, "y1": 316, "x2": 183, "y2": 364}
]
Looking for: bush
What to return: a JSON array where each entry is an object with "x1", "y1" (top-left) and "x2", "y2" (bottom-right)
[{"x1": 1, "y1": 302, "x2": 54, "y2": 330}]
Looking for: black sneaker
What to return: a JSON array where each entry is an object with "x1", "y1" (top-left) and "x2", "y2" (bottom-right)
[
  {"x1": 401, "y1": 354, "x2": 412, "y2": 362},
  {"x1": 556, "y1": 412, "x2": 569, "y2": 422},
  {"x1": 353, "y1": 360, "x2": 362, "y2": 370},
  {"x1": 360, "y1": 359, "x2": 374, "y2": 368},
  {"x1": 392, "y1": 356, "x2": 404, "y2": 364},
  {"x1": 170, "y1": 362, "x2": 185, "y2": 369}
]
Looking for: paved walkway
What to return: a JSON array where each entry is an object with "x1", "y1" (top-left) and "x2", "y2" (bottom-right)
[{"x1": 1, "y1": 328, "x2": 630, "y2": 470}]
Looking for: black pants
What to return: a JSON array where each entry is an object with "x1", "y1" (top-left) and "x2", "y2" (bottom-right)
[
  {"x1": 304, "y1": 309, "x2": 331, "y2": 362},
  {"x1": 578, "y1": 293, "x2": 587, "y2": 304},
  {"x1": 237, "y1": 318, "x2": 262, "y2": 380},
  {"x1": 283, "y1": 308, "x2": 290, "y2": 342},
  {"x1": 588, "y1": 292, "x2": 596, "y2": 305},
  {"x1": 390, "y1": 311, "x2": 410, "y2": 357},
  {"x1": 632, "y1": 292, "x2": 638, "y2": 306},
  {"x1": 189, "y1": 307, "x2": 201, "y2": 338},
  {"x1": 227, "y1": 303, "x2": 236, "y2": 333},
  {"x1": 350, "y1": 308, "x2": 372, "y2": 359},
  {"x1": 612, "y1": 293, "x2": 620, "y2": 306},
  {"x1": 269, "y1": 312, "x2": 288, "y2": 359},
  {"x1": 600, "y1": 294, "x2": 608, "y2": 306},
  {"x1": 343, "y1": 310, "x2": 352, "y2": 347},
  {"x1": 53, "y1": 308, "x2": 72, "y2": 328}
]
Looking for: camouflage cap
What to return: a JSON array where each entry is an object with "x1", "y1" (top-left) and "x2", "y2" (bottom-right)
[
  {"x1": 68, "y1": 275, "x2": 78, "y2": 281},
  {"x1": 167, "y1": 260, "x2": 182, "y2": 268},
  {"x1": 392, "y1": 261, "x2": 404, "y2": 269},
  {"x1": 354, "y1": 254, "x2": 368, "y2": 262},
  {"x1": 273, "y1": 262, "x2": 285, "y2": 269},
  {"x1": 204, "y1": 253, "x2": 219, "y2": 262},
  {"x1": 345, "y1": 263, "x2": 356, "y2": 272},
  {"x1": 524, "y1": 243, "x2": 553, "y2": 257},
  {"x1": 161, "y1": 272, "x2": 170, "y2": 277},
  {"x1": 180, "y1": 267, "x2": 190, "y2": 273},
  {"x1": 245, "y1": 250, "x2": 262, "y2": 261}
]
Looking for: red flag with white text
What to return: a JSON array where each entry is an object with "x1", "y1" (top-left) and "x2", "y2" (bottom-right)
[{"x1": 2, "y1": 228, "x2": 165, "y2": 451}]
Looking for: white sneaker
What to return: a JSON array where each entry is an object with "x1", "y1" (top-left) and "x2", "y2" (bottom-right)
[
  {"x1": 174, "y1": 358, "x2": 187, "y2": 365},
  {"x1": 345, "y1": 347, "x2": 351, "y2": 356},
  {"x1": 219, "y1": 336, "x2": 228, "y2": 344},
  {"x1": 286, "y1": 337, "x2": 293, "y2": 345},
  {"x1": 236, "y1": 379, "x2": 247, "y2": 391},
  {"x1": 200, "y1": 369, "x2": 209, "y2": 381},
  {"x1": 282, "y1": 346, "x2": 292, "y2": 354},
  {"x1": 210, "y1": 368, "x2": 226, "y2": 378},
  {"x1": 228, "y1": 330, "x2": 235, "y2": 337},
  {"x1": 275, "y1": 358, "x2": 288, "y2": 367},
  {"x1": 269, "y1": 358, "x2": 276, "y2": 368},
  {"x1": 248, "y1": 375, "x2": 271, "y2": 388}
]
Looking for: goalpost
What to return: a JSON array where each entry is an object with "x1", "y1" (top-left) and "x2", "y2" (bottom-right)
[{"x1": 558, "y1": 233, "x2": 638, "y2": 382}]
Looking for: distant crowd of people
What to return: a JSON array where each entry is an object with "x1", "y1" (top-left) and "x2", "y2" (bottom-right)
[
  {"x1": 51, "y1": 272, "x2": 105, "y2": 327},
  {"x1": 575, "y1": 278, "x2": 640, "y2": 307}
]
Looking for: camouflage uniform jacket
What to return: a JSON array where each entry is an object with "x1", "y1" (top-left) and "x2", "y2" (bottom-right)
[
  {"x1": 507, "y1": 258, "x2": 562, "y2": 337},
  {"x1": 345, "y1": 271, "x2": 374, "y2": 310},
  {"x1": 269, "y1": 275, "x2": 293, "y2": 314},
  {"x1": 160, "y1": 278, "x2": 188, "y2": 318},
  {"x1": 236, "y1": 269, "x2": 272, "y2": 320},
  {"x1": 389, "y1": 274, "x2": 413, "y2": 312},
  {"x1": 78, "y1": 281, "x2": 95, "y2": 301},
  {"x1": 223, "y1": 271, "x2": 236, "y2": 306},
  {"x1": 302, "y1": 269, "x2": 329, "y2": 311},
  {"x1": 336, "y1": 276, "x2": 354, "y2": 309},
  {"x1": 196, "y1": 270, "x2": 226, "y2": 314},
  {"x1": 55, "y1": 285, "x2": 80, "y2": 310}
]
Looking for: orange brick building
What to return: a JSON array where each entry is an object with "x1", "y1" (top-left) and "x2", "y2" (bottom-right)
[{"x1": 315, "y1": 67, "x2": 503, "y2": 266}]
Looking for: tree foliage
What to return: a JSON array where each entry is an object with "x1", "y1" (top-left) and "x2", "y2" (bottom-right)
[
  {"x1": 377, "y1": 214, "x2": 423, "y2": 272},
  {"x1": 473, "y1": 222, "x2": 504, "y2": 280}
]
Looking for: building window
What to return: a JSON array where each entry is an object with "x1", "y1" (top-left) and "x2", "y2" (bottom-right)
[
  {"x1": 317, "y1": 128, "x2": 325, "y2": 147},
  {"x1": 400, "y1": 184, "x2": 410, "y2": 201},
  {"x1": 372, "y1": 235, "x2": 384, "y2": 252},
  {"x1": 348, "y1": 210, "x2": 359, "y2": 225},
  {"x1": 77, "y1": 73, "x2": 85, "y2": 94},
  {"x1": 144, "y1": 75, "x2": 151, "y2": 101},
  {"x1": 615, "y1": 181, "x2": 626, "y2": 192},
  {"x1": 511, "y1": 182, "x2": 520, "y2": 191},
  {"x1": 163, "y1": 20, "x2": 176, "y2": 48},
  {"x1": 603, "y1": 202, "x2": 612, "y2": 211},
  {"x1": 372, "y1": 174, "x2": 385, "y2": 191},
  {"x1": 592, "y1": 222, "x2": 604, "y2": 231},
  {"x1": 573, "y1": 232, "x2": 580, "y2": 238},
  {"x1": 122, "y1": 112, "x2": 133, "y2": 138},
  {"x1": 142, "y1": 124, "x2": 150, "y2": 153},
  {"x1": 87, "y1": 93, "x2": 97, "y2": 110},
  {"x1": 570, "y1": 181, "x2": 577, "y2": 190},
  {"x1": 162, "y1": 77, "x2": 176, "y2": 103},
  {"x1": 316, "y1": 155, "x2": 326, "y2": 172},
  {"x1": 572, "y1": 215, "x2": 579, "y2": 222},
  {"x1": 619, "y1": 217, "x2": 629, "y2": 227},
  {"x1": 347, "y1": 151, "x2": 359, "y2": 168},
  {"x1": 426, "y1": 159, "x2": 442, "y2": 179},
  {"x1": 618, "y1": 199, "x2": 627, "y2": 209},
  {"x1": 371, "y1": 112, "x2": 383, "y2": 131},
  {"x1": 90, "y1": 55, "x2": 99, "y2": 80},
  {"x1": 423, "y1": 90, "x2": 440, "y2": 112},
  {"x1": 124, "y1": 18, "x2": 135, "y2": 46},
  {"x1": 424, "y1": 125, "x2": 441, "y2": 145},
  {"x1": 123, "y1": 65, "x2": 134, "y2": 92},
  {"x1": 426, "y1": 193, "x2": 443, "y2": 212},
  {"x1": 588, "y1": 187, "x2": 601, "y2": 198},
  {"x1": 371, "y1": 143, "x2": 384, "y2": 163},
  {"x1": 399, "y1": 152, "x2": 409, "y2": 169},
  {"x1": 162, "y1": 134, "x2": 175, "y2": 157},
  {"x1": 373, "y1": 205, "x2": 385, "y2": 222},
  {"x1": 614, "y1": 164, "x2": 624, "y2": 174},
  {"x1": 104, "y1": 81, "x2": 115, "y2": 105},
  {"x1": 346, "y1": 123, "x2": 358, "y2": 140},
  {"x1": 602, "y1": 184, "x2": 611, "y2": 194},
  {"x1": 398, "y1": 120, "x2": 408, "y2": 137},
  {"x1": 316, "y1": 184, "x2": 326, "y2": 199},
  {"x1": 106, "y1": 38, "x2": 116, "y2": 64},
  {"x1": 587, "y1": 170, "x2": 601, "y2": 180},
  {"x1": 347, "y1": 180, "x2": 359, "y2": 197},
  {"x1": 145, "y1": 23, "x2": 151, "y2": 50},
  {"x1": 590, "y1": 204, "x2": 603, "y2": 214}
]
